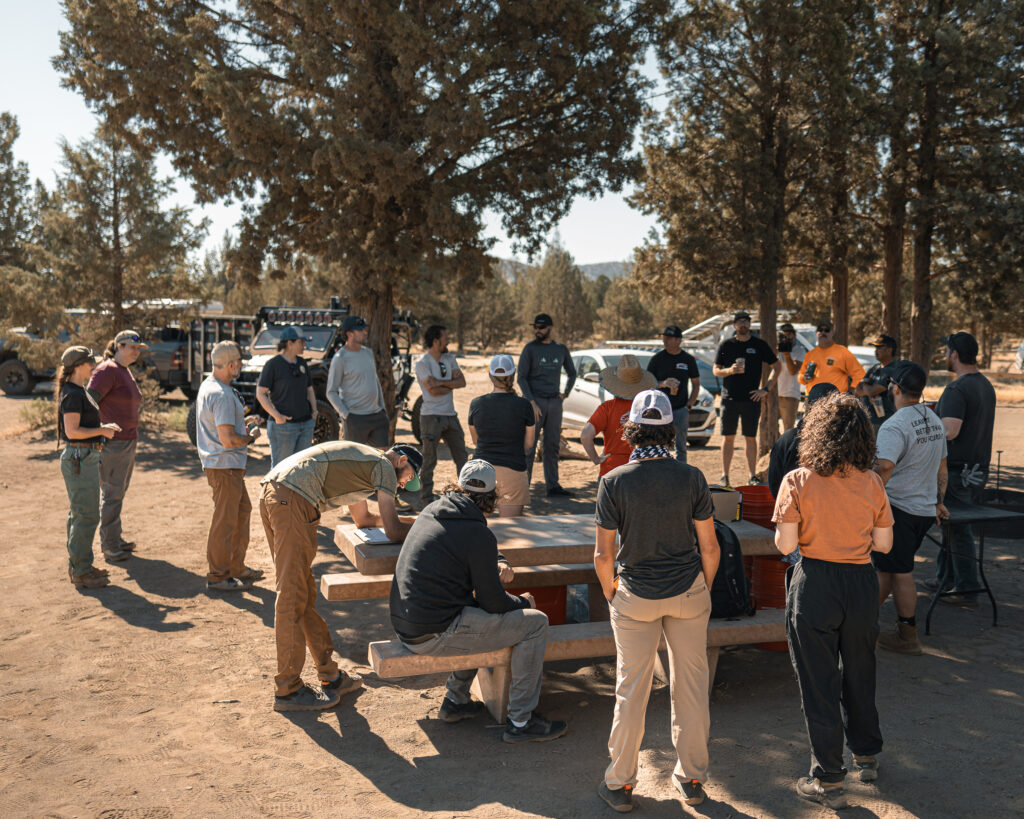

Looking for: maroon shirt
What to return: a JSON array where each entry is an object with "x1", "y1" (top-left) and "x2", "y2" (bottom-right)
[{"x1": 88, "y1": 360, "x2": 143, "y2": 440}]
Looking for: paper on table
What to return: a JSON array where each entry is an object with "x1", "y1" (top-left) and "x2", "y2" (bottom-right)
[{"x1": 353, "y1": 527, "x2": 393, "y2": 544}]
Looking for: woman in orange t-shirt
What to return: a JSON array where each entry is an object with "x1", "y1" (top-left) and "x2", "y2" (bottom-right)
[{"x1": 772, "y1": 393, "x2": 894, "y2": 811}]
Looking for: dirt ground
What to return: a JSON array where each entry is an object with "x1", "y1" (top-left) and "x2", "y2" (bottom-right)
[{"x1": 1, "y1": 359, "x2": 1023, "y2": 818}]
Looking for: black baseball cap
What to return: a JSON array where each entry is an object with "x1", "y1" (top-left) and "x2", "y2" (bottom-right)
[
  {"x1": 733, "y1": 311, "x2": 751, "y2": 322},
  {"x1": 941, "y1": 332, "x2": 979, "y2": 362},
  {"x1": 662, "y1": 325, "x2": 683, "y2": 338},
  {"x1": 388, "y1": 444, "x2": 423, "y2": 491},
  {"x1": 533, "y1": 313, "x2": 553, "y2": 327},
  {"x1": 816, "y1": 320, "x2": 834, "y2": 333},
  {"x1": 892, "y1": 361, "x2": 927, "y2": 394},
  {"x1": 806, "y1": 382, "x2": 839, "y2": 406},
  {"x1": 341, "y1": 315, "x2": 368, "y2": 333},
  {"x1": 869, "y1": 334, "x2": 898, "y2": 350},
  {"x1": 780, "y1": 323, "x2": 796, "y2": 334}
]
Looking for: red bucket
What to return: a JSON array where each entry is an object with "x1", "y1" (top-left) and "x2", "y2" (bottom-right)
[
  {"x1": 752, "y1": 556, "x2": 789, "y2": 651},
  {"x1": 507, "y1": 585, "x2": 567, "y2": 626},
  {"x1": 737, "y1": 484, "x2": 776, "y2": 529}
]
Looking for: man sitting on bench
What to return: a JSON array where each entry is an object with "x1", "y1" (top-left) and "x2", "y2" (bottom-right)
[{"x1": 389, "y1": 459, "x2": 568, "y2": 744}]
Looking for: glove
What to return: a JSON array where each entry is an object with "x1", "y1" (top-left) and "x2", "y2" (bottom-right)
[{"x1": 960, "y1": 463, "x2": 985, "y2": 488}]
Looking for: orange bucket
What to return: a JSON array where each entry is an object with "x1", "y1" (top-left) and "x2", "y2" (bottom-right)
[
  {"x1": 507, "y1": 585, "x2": 567, "y2": 626},
  {"x1": 752, "y1": 556, "x2": 789, "y2": 651}
]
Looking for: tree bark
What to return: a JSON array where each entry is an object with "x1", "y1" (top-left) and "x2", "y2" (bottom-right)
[
  {"x1": 355, "y1": 283, "x2": 397, "y2": 438},
  {"x1": 110, "y1": 146, "x2": 126, "y2": 329}
]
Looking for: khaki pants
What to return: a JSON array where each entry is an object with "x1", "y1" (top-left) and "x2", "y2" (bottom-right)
[
  {"x1": 204, "y1": 468, "x2": 251, "y2": 582},
  {"x1": 778, "y1": 396, "x2": 799, "y2": 431},
  {"x1": 605, "y1": 575, "x2": 712, "y2": 789},
  {"x1": 260, "y1": 482, "x2": 339, "y2": 697}
]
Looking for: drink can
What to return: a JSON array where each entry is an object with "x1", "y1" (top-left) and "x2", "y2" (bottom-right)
[{"x1": 735, "y1": 358, "x2": 746, "y2": 373}]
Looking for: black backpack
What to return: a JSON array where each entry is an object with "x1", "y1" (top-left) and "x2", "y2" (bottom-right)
[{"x1": 708, "y1": 520, "x2": 754, "y2": 618}]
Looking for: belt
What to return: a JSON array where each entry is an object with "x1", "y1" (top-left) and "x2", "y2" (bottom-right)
[
  {"x1": 67, "y1": 441, "x2": 104, "y2": 451},
  {"x1": 402, "y1": 632, "x2": 438, "y2": 645}
]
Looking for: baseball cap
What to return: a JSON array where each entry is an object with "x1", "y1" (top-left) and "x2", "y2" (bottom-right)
[
  {"x1": 628, "y1": 389, "x2": 674, "y2": 426},
  {"x1": 388, "y1": 444, "x2": 423, "y2": 492},
  {"x1": 892, "y1": 361, "x2": 927, "y2": 394},
  {"x1": 114, "y1": 329, "x2": 149, "y2": 348},
  {"x1": 279, "y1": 326, "x2": 310, "y2": 342},
  {"x1": 532, "y1": 313, "x2": 553, "y2": 327},
  {"x1": 941, "y1": 331, "x2": 979, "y2": 362},
  {"x1": 816, "y1": 320, "x2": 834, "y2": 333},
  {"x1": 489, "y1": 354, "x2": 516, "y2": 376},
  {"x1": 733, "y1": 311, "x2": 751, "y2": 322},
  {"x1": 341, "y1": 315, "x2": 368, "y2": 333},
  {"x1": 780, "y1": 323, "x2": 796, "y2": 334},
  {"x1": 662, "y1": 325, "x2": 683, "y2": 338},
  {"x1": 869, "y1": 334, "x2": 898, "y2": 350},
  {"x1": 458, "y1": 459, "x2": 497, "y2": 493},
  {"x1": 806, "y1": 382, "x2": 839, "y2": 406},
  {"x1": 61, "y1": 345, "x2": 99, "y2": 369}
]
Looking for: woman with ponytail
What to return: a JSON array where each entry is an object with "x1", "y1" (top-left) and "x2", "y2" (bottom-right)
[
  {"x1": 467, "y1": 355, "x2": 535, "y2": 516},
  {"x1": 57, "y1": 346, "x2": 122, "y2": 588}
]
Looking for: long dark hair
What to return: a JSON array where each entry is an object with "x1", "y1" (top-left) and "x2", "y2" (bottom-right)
[
  {"x1": 440, "y1": 482, "x2": 498, "y2": 514},
  {"x1": 798, "y1": 393, "x2": 876, "y2": 476}
]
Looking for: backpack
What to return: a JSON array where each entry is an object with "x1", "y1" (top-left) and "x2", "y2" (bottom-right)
[{"x1": 709, "y1": 520, "x2": 754, "y2": 618}]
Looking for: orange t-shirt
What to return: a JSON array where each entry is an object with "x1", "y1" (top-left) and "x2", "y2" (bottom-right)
[
  {"x1": 588, "y1": 397, "x2": 634, "y2": 476},
  {"x1": 798, "y1": 344, "x2": 866, "y2": 393},
  {"x1": 772, "y1": 467, "x2": 894, "y2": 564}
]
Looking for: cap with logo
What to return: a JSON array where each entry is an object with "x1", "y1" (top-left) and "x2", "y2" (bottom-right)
[
  {"x1": 941, "y1": 331, "x2": 979, "y2": 362},
  {"x1": 114, "y1": 329, "x2": 149, "y2": 348},
  {"x1": 628, "y1": 389, "x2": 674, "y2": 426},
  {"x1": 61, "y1": 345, "x2": 99, "y2": 369},
  {"x1": 869, "y1": 334, "x2": 898, "y2": 350},
  {"x1": 662, "y1": 325, "x2": 683, "y2": 338},
  {"x1": 279, "y1": 326, "x2": 311, "y2": 342},
  {"x1": 599, "y1": 354, "x2": 657, "y2": 400},
  {"x1": 388, "y1": 444, "x2": 423, "y2": 492},
  {"x1": 532, "y1": 313, "x2": 553, "y2": 328},
  {"x1": 733, "y1": 311, "x2": 752, "y2": 322},
  {"x1": 892, "y1": 361, "x2": 927, "y2": 394},
  {"x1": 458, "y1": 459, "x2": 497, "y2": 493},
  {"x1": 488, "y1": 354, "x2": 516, "y2": 376},
  {"x1": 341, "y1": 315, "x2": 368, "y2": 333}
]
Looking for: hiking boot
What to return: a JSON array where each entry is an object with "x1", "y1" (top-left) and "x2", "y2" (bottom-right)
[
  {"x1": 674, "y1": 778, "x2": 706, "y2": 805},
  {"x1": 118, "y1": 540, "x2": 136, "y2": 552},
  {"x1": 321, "y1": 671, "x2": 362, "y2": 698},
  {"x1": 546, "y1": 485, "x2": 573, "y2": 497},
  {"x1": 236, "y1": 566, "x2": 265, "y2": 581},
  {"x1": 877, "y1": 622, "x2": 922, "y2": 655},
  {"x1": 438, "y1": 697, "x2": 485, "y2": 723},
  {"x1": 69, "y1": 567, "x2": 108, "y2": 581},
  {"x1": 598, "y1": 782, "x2": 633, "y2": 813},
  {"x1": 502, "y1": 713, "x2": 568, "y2": 743},
  {"x1": 102, "y1": 547, "x2": 130, "y2": 562},
  {"x1": 853, "y1": 755, "x2": 879, "y2": 782},
  {"x1": 206, "y1": 577, "x2": 253, "y2": 592},
  {"x1": 796, "y1": 777, "x2": 848, "y2": 810},
  {"x1": 273, "y1": 683, "x2": 340, "y2": 712},
  {"x1": 71, "y1": 569, "x2": 110, "y2": 589}
]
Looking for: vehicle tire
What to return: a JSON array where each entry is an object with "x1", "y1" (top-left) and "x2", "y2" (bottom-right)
[
  {"x1": 410, "y1": 395, "x2": 423, "y2": 443},
  {"x1": 179, "y1": 386, "x2": 198, "y2": 401},
  {"x1": 0, "y1": 359, "x2": 34, "y2": 396},
  {"x1": 314, "y1": 399, "x2": 339, "y2": 444},
  {"x1": 687, "y1": 438, "x2": 709, "y2": 448},
  {"x1": 186, "y1": 402, "x2": 198, "y2": 446}
]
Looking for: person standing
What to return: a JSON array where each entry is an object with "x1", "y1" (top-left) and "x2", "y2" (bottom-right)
[
  {"x1": 257, "y1": 326, "x2": 318, "y2": 467},
  {"x1": 414, "y1": 325, "x2": 468, "y2": 504},
  {"x1": 582, "y1": 355, "x2": 656, "y2": 477},
  {"x1": 517, "y1": 313, "x2": 577, "y2": 497},
  {"x1": 595, "y1": 390, "x2": 720, "y2": 812},
  {"x1": 468, "y1": 355, "x2": 536, "y2": 517},
  {"x1": 776, "y1": 323, "x2": 806, "y2": 431},
  {"x1": 931, "y1": 332, "x2": 996, "y2": 604},
  {"x1": 57, "y1": 345, "x2": 122, "y2": 589},
  {"x1": 712, "y1": 311, "x2": 780, "y2": 486},
  {"x1": 772, "y1": 393, "x2": 894, "y2": 810},
  {"x1": 873, "y1": 362, "x2": 949, "y2": 655},
  {"x1": 798, "y1": 320, "x2": 866, "y2": 395},
  {"x1": 326, "y1": 315, "x2": 389, "y2": 448},
  {"x1": 261, "y1": 441, "x2": 421, "y2": 711},
  {"x1": 855, "y1": 335, "x2": 900, "y2": 428},
  {"x1": 646, "y1": 326, "x2": 702, "y2": 462},
  {"x1": 195, "y1": 341, "x2": 264, "y2": 593},
  {"x1": 88, "y1": 329, "x2": 147, "y2": 562}
]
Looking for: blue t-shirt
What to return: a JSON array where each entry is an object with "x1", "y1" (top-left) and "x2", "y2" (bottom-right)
[{"x1": 196, "y1": 375, "x2": 248, "y2": 469}]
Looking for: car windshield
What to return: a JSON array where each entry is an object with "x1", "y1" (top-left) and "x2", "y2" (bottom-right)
[{"x1": 252, "y1": 325, "x2": 333, "y2": 352}]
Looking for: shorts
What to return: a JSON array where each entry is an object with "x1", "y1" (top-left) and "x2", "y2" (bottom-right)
[
  {"x1": 721, "y1": 399, "x2": 761, "y2": 437},
  {"x1": 494, "y1": 465, "x2": 530, "y2": 507},
  {"x1": 871, "y1": 505, "x2": 934, "y2": 574}
]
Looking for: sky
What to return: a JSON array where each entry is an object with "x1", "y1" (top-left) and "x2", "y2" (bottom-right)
[{"x1": 1, "y1": 1, "x2": 659, "y2": 267}]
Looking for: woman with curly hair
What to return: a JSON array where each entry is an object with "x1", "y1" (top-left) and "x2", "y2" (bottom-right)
[{"x1": 772, "y1": 392, "x2": 894, "y2": 810}]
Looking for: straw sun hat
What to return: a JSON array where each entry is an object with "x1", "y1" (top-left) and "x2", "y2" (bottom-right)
[{"x1": 599, "y1": 354, "x2": 657, "y2": 400}]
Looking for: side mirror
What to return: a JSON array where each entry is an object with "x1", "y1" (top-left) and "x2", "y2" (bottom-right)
[{"x1": 583, "y1": 372, "x2": 600, "y2": 383}]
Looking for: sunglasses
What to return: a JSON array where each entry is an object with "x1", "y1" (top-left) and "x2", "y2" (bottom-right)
[
  {"x1": 120, "y1": 334, "x2": 143, "y2": 344},
  {"x1": 438, "y1": 362, "x2": 448, "y2": 377}
]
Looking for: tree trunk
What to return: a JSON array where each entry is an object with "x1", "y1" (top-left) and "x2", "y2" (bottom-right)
[
  {"x1": 110, "y1": 147, "x2": 126, "y2": 330},
  {"x1": 354, "y1": 283, "x2": 397, "y2": 439},
  {"x1": 826, "y1": 123, "x2": 850, "y2": 345}
]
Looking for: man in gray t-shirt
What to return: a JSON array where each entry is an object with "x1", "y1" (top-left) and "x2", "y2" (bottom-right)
[
  {"x1": 873, "y1": 361, "x2": 948, "y2": 655},
  {"x1": 414, "y1": 325, "x2": 468, "y2": 503},
  {"x1": 326, "y1": 315, "x2": 389, "y2": 448}
]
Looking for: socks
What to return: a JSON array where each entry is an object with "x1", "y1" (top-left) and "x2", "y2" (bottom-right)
[{"x1": 898, "y1": 615, "x2": 917, "y2": 627}]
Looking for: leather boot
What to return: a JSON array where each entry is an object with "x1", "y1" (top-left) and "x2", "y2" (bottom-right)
[{"x1": 878, "y1": 621, "x2": 922, "y2": 655}]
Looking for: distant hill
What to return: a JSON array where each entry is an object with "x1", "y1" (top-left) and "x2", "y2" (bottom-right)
[{"x1": 494, "y1": 258, "x2": 630, "y2": 281}]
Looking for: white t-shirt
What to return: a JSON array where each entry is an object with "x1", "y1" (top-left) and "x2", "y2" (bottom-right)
[
  {"x1": 776, "y1": 342, "x2": 806, "y2": 399},
  {"x1": 415, "y1": 352, "x2": 460, "y2": 416},
  {"x1": 876, "y1": 404, "x2": 947, "y2": 517}
]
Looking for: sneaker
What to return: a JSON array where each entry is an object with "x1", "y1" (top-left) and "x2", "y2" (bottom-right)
[
  {"x1": 118, "y1": 540, "x2": 137, "y2": 552},
  {"x1": 795, "y1": 777, "x2": 848, "y2": 810},
  {"x1": 102, "y1": 548, "x2": 130, "y2": 562},
  {"x1": 70, "y1": 569, "x2": 110, "y2": 589},
  {"x1": 69, "y1": 567, "x2": 108, "y2": 581},
  {"x1": 502, "y1": 713, "x2": 568, "y2": 743},
  {"x1": 321, "y1": 671, "x2": 362, "y2": 698},
  {"x1": 747, "y1": 476, "x2": 762, "y2": 486},
  {"x1": 206, "y1": 577, "x2": 253, "y2": 592},
  {"x1": 940, "y1": 593, "x2": 979, "y2": 609},
  {"x1": 438, "y1": 697, "x2": 486, "y2": 723},
  {"x1": 236, "y1": 566, "x2": 265, "y2": 581},
  {"x1": 852, "y1": 755, "x2": 878, "y2": 782},
  {"x1": 273, "y1": 683, "x2": 341, "y2": 712},
  {"x1": 598, "y1": 782, "x2": 633, "y2": 813},
  {"x1": 718, "y1": 474, "x2": 730, "y2": 487},
  {"x1": 674, "y1": 778, "x2": 706, "y2": 806},
  {"x1": 877, "y1": 622, "x2": 922, "y2": 655},
  {"x1": 546, "y1": 485, "x2": 573, "y2": 497}
]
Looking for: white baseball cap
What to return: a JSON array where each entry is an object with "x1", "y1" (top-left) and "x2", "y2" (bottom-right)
[
  {"x1": 489, "y1": 354, "x2": 516, "y2": 376},
  {"x1": 628, "y1": 389, "x2": 674, "y2": 426},
  {"x1": 458, "y1": 459, "x2": 497, "y2": 493}
]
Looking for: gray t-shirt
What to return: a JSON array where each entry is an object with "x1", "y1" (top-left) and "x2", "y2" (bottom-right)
[
  {"x1": 595, "y1": 458, "x2": 713, "y2": 599},
  {"x1": 415, "y1": 352, "x2": 459, "y2": 416},
  {"x1": 196, "y1": 375, "x2": 248, "y2": 470},
  {"x1": 326, "y1": 345, "x2": 385, "y2": 418},
  {"x1": 876, "y1": 404, "x2": 947, "y2": 517}
]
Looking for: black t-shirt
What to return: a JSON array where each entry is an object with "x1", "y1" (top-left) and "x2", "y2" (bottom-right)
[
  {"x1": 861, "y1": 361, "x2": 899, "y2": 425},
  {"x1": 59, "y1": 382, "x2": 104, "y2": 444},
  {"x1": 647, "y1": 349, "x2": 700, "y2": 410},
  {"x1": 715, "y1": 336, "x2": 778, "y2": 402},
  {"x1": 257, "y1": 354, "x2": 314, "y2": 422},
  {"x1": 595, "y1": 458, "x2": 713, "y2": 599},
  {"x1": 468, "y1": 393, "x2": 535, "y2": 471},
  {"x1": 936, "y1": 372, "x2": 996, "y2": 473}
]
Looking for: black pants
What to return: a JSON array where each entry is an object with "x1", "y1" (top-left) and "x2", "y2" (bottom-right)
[
  {"x1": 525, "y1": 395, "x2": 562, "y2": 490},
  {"x1": 786, "y1": 557, "x2": 882, "y2": 783}
]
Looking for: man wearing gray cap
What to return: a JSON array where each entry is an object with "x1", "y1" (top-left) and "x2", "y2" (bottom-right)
[
  {"x1": 326, "y1": 315, "x2": 389, "y2": 447},
  {"x1": 389, "y1": 460, "x2": 567, "y2": 743}
]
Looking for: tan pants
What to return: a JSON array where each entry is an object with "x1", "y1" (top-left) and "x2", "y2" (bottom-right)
[
  {"x1": 778, "y1": 396, "x2": 799, "y2": 431},
  {"x1": 605, "y1": 575, "x2": 712, "y2": 789},
  {"x1": 204, "y1": 468, "x2": 251, "y2": 582},
  {"x1": 260, "y1": 481, "x2": 339, "y2": 697}
]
